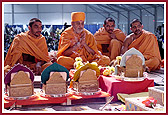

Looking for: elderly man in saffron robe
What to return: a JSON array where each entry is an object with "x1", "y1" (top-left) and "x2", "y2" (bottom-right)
[
  {"x1": 4, "y1": 18, "x2": 51, "y2": 75},
  {"x1": 94, "y1": 17, "x2": 126, "y2": 60},
  {"x1": 121, "y1": 19, "x2": 161, "y2": 72},
  {"x1": 57, "y1": 12, "x2": 110, "y2": 70}
]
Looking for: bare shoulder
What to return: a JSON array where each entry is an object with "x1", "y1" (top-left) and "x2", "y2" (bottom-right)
[
  {"x1": 124, "y1": 33, "x2": 134, "y2": 42},
  {"x1": 123, "y1": 33, "x2": 134, "y2": 46},
  {"x1": 126, "y1": 33, "x2": 134, "y2": 39}
]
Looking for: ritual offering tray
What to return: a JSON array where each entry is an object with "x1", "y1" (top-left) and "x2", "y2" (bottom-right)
[
  {"x1": 123, "y1": 77, "x2": 145, "y2": 82},
  {"x1": 114, "y1": 48, "x2": 146, "y2": 81},
  {"x1": 78, "y1": 88, "x2": 101, "y2": 96},
  {"x1": 41, "y1": 62, "x2": 69, "y2": 95},
  {"x1": 40, "y1": 92, "x2": 67, "y2": 98},
  {"x1": 43, "y1": 72, "x2": 67, "y2": 95},
  {"x1": 4, "y1": 94, "x2": 37, "y2": 100},
  {"x1": 70, "y1": 63, "x2": 100, "y2": 93},
  {"x1": 4, "y1": 64, "x2": 35, "y2": 98},
  {"x1": 73, "y1": 88, "x2": 102, "y2": 96}
]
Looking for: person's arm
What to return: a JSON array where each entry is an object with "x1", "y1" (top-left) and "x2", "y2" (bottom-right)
[
  {"x1": 82, "y1": 42, "x2": 95, "y2": 55},
  {"x1": 63, "y1": 42, "x2": 80, "y2": 56},
  {"x1": 80, "y1": 33, "x2": 95, "y2": 55},
  {"x1": 35, "y1": 60, "x2": 46, "y2": 75},
  {"x1": 120, "y1": 36, "x2": 133, "y2": 55},
  {"x1": 110, "y1": 32, "x2": 125, "y2": 43},
  {"x1": 63, "y1": 33, "x2": 95, "y2": 56}
]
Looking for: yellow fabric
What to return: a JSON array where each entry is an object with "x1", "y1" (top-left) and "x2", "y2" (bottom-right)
[
  {"x1": 71, "y1": 12, "x2": 85, "y2": 22},
  {"x1": 57, "y1": 55, "x2": 110, "y2": 70},
  {"x1": 5, "y1": 31, "x2": 50, "y2": 67},
  {"x1": 70, "y1": 63, "x2": 100, "y2": 87},
  {"x1": 94, "y1": 27, "x2": 126, "y2": 60},
  {"x1": 117, "y1": 92, "x2": 149, "y2": 103},
  {"x1": 73, "y1": 63, "x2": 100, "y2": 81},
  {"x1": 128, "y1": 29, "x2": 161, "y2": 71}
]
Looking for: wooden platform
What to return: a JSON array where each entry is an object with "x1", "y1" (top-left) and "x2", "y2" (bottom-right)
[{"x1": 4, "y1": 68, "x2": 165, "y2": 112}]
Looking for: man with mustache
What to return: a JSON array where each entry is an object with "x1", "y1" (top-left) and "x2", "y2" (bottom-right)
[
  {"x1": 94, "y1": 17, "x2": 126, "y2": 60},
  {"x1": 4, "y1": 18, "x2": 50, "y2": 75},
  {"x1": 57, "y1": 12, "x2": 110, "y2": 70},
  {"x1": 121, "y1": 19, "x2": 161, "y2": 72}
]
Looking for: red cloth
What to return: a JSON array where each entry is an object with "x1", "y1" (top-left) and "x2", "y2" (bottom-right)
[
  {"x1": 4, "y1": 94, "x2": 16, "y2": 108},
  {"x1": 68, "y1": 91, "x2": 110, "y2": 100},
  {"x1": 15, "y1": 97, "x2": 67, "y2": 105},
  {"x1": 15, "y1": 93, "x2": 67, "y2": 106},
  {"x1": 4, "y1": 99, "x2": 16, "y2": 108},
  {"x1": 98, "y1": 75, "x2": 154, "y2": 101},
  {"x1": 4, "y1": 90, "x2": 110, "y2": 107}
]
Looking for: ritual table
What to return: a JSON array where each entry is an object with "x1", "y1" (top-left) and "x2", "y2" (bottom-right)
[
  {"x1": 66, "y1": 90, "x2": 110, "y2": 105},
  {"x1": 4, "y1": 89, "x2": 110, "y2": 108},
  {"x1": 98, "y1": 75, "x2": 154, "y2": 101},
  {"x1": 14, "y1": 92, "x2": 68, "y2": 107},
  {"x1": 4, "y1": 98, "x2": 16, "y2": 108},
  {"x1": 4, "y1": 90, "x2": 68, "y2": 108}
]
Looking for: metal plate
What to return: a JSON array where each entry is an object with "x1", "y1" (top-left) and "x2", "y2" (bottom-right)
[
  {"x1": 75, "y1": 88, "x2": 102, "y2": 95},
  {"x1": 5, "y1": 94, "x2": 37, "y2": 100},
  {"x1": 123, "y1": 77, "x2": 145, "y2": 82},
  {"x1": 40, "y1": 93, "x2": 67, "y2": 98}
]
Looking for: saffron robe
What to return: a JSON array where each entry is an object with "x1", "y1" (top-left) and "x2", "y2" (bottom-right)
[
  {"x1": 57, "y1": 27, "x2": 110, "y2": 70},
  {"x1": 4, "y1": 31, "x2": 50, "y2": 71},
  {"x1": 94, "y1": 27, "x2": 126, "y2": 60},
  {"x1": 128, "y1": 29, "x2": 161, "y2": 71}
]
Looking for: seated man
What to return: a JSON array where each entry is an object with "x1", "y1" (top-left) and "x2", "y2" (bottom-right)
[
  {"x1": 121, "y1": 19, "x2": 161, "y2": 72},
  {"x1": 4, "y1": 18, "x2": 51, "y2": 75},
  {"x1": 57, "y1": 12, "x2": 110, "y2": 70},
  {"x1": 94, "y1": 17, "x2": 126, "y2": 60}
]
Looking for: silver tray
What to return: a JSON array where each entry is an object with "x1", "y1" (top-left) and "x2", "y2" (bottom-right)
[
  {"x1": 123, "y1": 77, "x2": 145, "y2": 82},
  {"x1": 40, "y1": 93, "x2": 67, "y2": 98},
  {"x1": 75, "y1": 88, "x2": 102, "y2": 95},
  {"x1": 5, "y1": 94, "x2": 37, "y2": 100}
]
